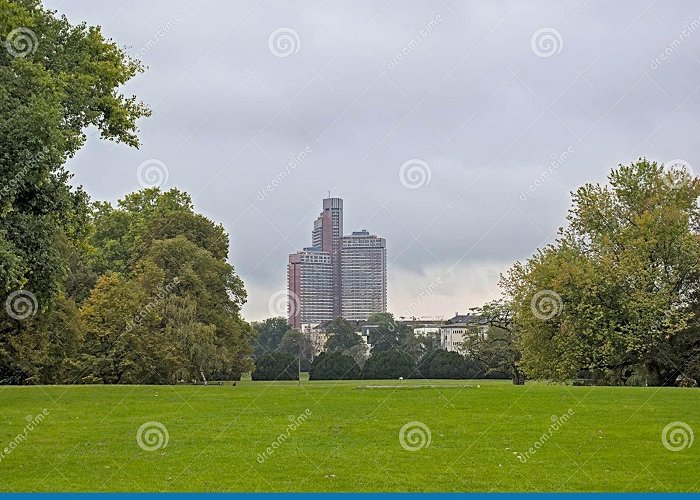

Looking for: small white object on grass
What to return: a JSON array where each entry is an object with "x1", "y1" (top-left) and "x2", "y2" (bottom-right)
[{"x1": 399, "y1": 377, "x2": 404, "y2": 380}]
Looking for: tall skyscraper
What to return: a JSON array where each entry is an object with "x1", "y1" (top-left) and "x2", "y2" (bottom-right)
[
  {"x1": 288, "y1": 198, "x2": 386, "y2": 328},
  {"x1": 340, "y1": 231, "x2": 387, "y2": 321},
  {"x1": 310, "y1": 197, "x2": 343, "y2": 317},
  {"x1": 287, "y1": 247, "x2": 334, "y2": 329}
]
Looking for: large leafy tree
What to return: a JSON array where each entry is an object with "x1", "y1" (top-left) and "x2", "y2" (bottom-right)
[
  {"x1": 367, "y1": 312, "x2": 410, "y2": 353},
  {"x1": 77, "y1": 190, "x2": 254, "y2": 383},
  {"x1": 0, "y1": 0, "x2": 148, "y2": 381},
  {"x1": 276, "y1": 329, "x2": 313, "y2": 371},
  {"x1": 362, "y1": 350, "x2": 415, "y2": 379},
  {"x1": 309, "y1": 352, "x2": 360, "y2": 380},
  {"x1": 325, "y1": 317, "x2": 361, "y2": 353},
  {"x1": 465, "y1": 300, "x2": 524, "y2": 384},
  {"x1": 504, "y1": 159, "x2": 700, "y2": 384},
  {"x1": 251, "y1": 317, "x2": 290, "y2": 359}
]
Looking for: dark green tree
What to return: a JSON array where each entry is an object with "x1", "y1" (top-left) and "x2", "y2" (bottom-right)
[
  {"x1": 362, "y1": 350, "x2": 415, "y2": 379},
  {"x1": 308, "y1": 352, "x2": 360, "y2": 380},
  {"x1": 252, "y1": 317, "x2": 290, "y2": 359},
  {"x1": 367, "y1": 312, "x2": 410, "y2": 353},
  {"x1": 325, "y1": 317, "x2": 361, "y2": 352},
  {"x1": 504, "y1": 159, "x2": 700, "y2": 384},
  {"x1": 0, "y1": 0, "x2": 148, "y2": 383},
  {"x1": 276, "y1": 329, "x2": 312, "y2": 371},
  {"x1": 252, "y1": 352, "x2": 298, "y2": 381}
]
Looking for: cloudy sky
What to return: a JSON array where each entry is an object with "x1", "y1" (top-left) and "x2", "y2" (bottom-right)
[{"x1": 46, "y1": 0, "x2": 700, "y2": 321}]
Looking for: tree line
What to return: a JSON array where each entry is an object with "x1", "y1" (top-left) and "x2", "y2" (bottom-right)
[
  {"x1": 253, "y1": 160, "x2": 700, "y2": 388},
  {"x1": 0, "y1": 1, "x2": 252, "y2": 384},
  {"x1": 478, "y1": 159, "x2": 700, "y2": 386},
  {"x1": 4, "y1": 1, "x2": 698, "y2": 387},
  {"x1": 251, "y1": 314, "x2": 511, "y2": 381}
]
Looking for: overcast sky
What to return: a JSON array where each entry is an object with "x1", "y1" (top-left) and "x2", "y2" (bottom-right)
[{"x1": 46, "y1": 0, "x2": 700, "y2": 321}]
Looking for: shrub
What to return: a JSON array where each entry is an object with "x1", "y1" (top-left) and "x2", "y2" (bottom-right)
[
  {"x1": 252, "y1": 352, "x2": 298, "y2": 381},
  {"x1": 362, "y1": 350, "x2": 415, "y2": 379},
  {"x1": 414, "y1": 349, "x2": 483, "y2": 379},
  {"x1": 309, "y1": 352, "x2": 360, "y2": 380}
]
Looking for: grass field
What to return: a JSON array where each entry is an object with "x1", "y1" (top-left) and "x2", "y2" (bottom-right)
[{"x1": 0, "y1": 377, "x2": 698, "y2": 492}]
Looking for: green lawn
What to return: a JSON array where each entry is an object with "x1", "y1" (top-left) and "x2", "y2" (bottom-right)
[{"x1": 0, "y1": 378, "x2": 697, "y2": 492}]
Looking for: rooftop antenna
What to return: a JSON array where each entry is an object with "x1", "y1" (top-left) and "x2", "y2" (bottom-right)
[{"x1": 328, "y1": 190, "x2": 331, "y2": 198}]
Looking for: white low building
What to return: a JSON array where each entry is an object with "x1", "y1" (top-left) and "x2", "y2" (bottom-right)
[
  {"x1": 439, "y1": 313, "x2": 488, "y2": 353},
  {"x1": 300, "y1": 323, "x2": 329, "y2": 356}
]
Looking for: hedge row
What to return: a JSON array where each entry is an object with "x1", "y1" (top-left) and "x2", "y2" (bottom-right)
[{"x1": 253, "y1": 349, "x2": 492, "y2": 381}]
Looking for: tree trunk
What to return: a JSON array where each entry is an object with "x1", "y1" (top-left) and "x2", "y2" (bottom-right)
[{"x1": 512, "y1": 366, "x2": 525, "y2": 385}]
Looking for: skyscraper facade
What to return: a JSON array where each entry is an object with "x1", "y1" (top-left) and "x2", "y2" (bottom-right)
[
  {"x1": 287, "y1": 198, "x2": 386, "y2": 328},
  {"x1": 340, "y1": 231, "x2": 387, "y2": 321},
  {"x1": 287, "y1": 247, "x2": 333, "y2": 329},
  {"x1": 310, "y1": 198, "x2": 343, "y2": 317}
]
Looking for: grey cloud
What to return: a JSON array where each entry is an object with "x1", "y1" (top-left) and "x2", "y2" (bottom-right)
[{"x1": 47, "y1": 0, "x2": 700, "y2": 320}]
